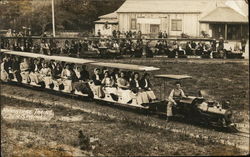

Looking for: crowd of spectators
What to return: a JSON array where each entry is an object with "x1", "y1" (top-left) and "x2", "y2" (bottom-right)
[{"x1": 0, "y1": 31, "x2": 245, "y2": 59}]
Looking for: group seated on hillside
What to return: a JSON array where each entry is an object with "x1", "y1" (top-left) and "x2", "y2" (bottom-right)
[{"x1": 0, "y1": 54, "x2": 157, "y2": 105}]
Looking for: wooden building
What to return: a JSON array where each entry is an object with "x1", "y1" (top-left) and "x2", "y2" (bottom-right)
[
  {"x1": 114, "y1": 0, "x2": 248, "y2": 40},
  {"x1": 94, "y1": 12, "x2": 118, "y2": 36}
]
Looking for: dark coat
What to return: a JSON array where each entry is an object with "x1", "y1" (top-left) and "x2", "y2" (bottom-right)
[
  {"x1": 140, "y1": 78, "x2": 152, "y2": 90},
  {"x1": 80, "y1": 70, "x2": 90, "y2": 81},
  {"x1": 130, "y1": 79, "x2": 141, "y2": 93},
  {"x1": 91, "y1": 74, "x2": 103, "y2": 85},
  {"x1": 30, "y1": 63, "x2": 42, "y2": 73}
]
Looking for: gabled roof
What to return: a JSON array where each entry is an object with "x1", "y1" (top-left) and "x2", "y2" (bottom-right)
[
  {"x1": 200, "y1": 7, "x2": 248, "y2": 23},
  {"x1": 99, "y1": 12, "x2": 117, "y2": 19},
  {"x1": 117, "y1": 0, "x2": 212, "y2": 13}
]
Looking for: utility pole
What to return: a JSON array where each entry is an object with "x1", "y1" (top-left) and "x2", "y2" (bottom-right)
[{"x1": 52, "y1": 0, "x2": 56, "y2": 37}]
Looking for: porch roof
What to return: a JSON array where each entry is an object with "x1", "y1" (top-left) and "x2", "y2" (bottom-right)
[
  {"x1": 94, "y1": 19, "x2": 118, "y2": 24},
  {"x1": 200, "y1": 7, "x2": 248, "y2": 23},
  {"x1": 99, "y1": 12, "x2": 117, "y2": 19}
]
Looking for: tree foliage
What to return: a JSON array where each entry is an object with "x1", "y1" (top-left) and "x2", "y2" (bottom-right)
[{"x1": 0, "y1": 0, "x2": 125, "y2": 35}]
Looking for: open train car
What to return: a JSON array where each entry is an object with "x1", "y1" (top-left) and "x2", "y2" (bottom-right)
[{"x1": 0, "y1": 49, "x2": 161, "y2": 110}]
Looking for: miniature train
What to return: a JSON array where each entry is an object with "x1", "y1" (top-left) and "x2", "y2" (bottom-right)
[{"x1": 0, "y1": 49, "x2": 237, "y2": 130}]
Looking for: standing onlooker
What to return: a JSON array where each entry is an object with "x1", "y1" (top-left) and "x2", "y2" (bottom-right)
[
  {"x1": 97, "y1": 29, "x2": 101, "y2": 37},
  {"x1": 163, "y1": 31, "x2": 168, "y2": 38},
  {"x1": 158, "y1": 31, "x2": 163, "y2": 38},
  {"x1": 241, "y1": 38, "x2": 246, "y2": 52}
]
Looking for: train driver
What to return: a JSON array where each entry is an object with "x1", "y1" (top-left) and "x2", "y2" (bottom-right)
[{"x1": 166, "y1": 81, "x2": 187, "y2": 120}]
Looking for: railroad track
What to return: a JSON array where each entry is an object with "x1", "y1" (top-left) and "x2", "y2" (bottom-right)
[
  {"x1": 235, "y1": 132, "x2": 250, "y2": 138},
  {"x1": 1, "y1": 83, "x2": 249, "y2": 152}
]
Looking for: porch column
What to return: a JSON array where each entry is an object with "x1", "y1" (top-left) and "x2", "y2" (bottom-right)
[{"x1": 225, "y1": 24, "x2": 228, "y2": 40}]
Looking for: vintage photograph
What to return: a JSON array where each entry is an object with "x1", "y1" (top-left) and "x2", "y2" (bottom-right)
[{"x1": 0, "y1": 0, "x2": 249, "y2": 156}]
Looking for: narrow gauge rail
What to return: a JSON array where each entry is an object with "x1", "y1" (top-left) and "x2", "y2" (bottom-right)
[{"x1": 0, "y1": 49, "x2": 239, "y2": 131}]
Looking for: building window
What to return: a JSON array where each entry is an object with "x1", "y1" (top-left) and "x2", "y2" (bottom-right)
[
  {"x1": 171, "y1": 19, "x2": 182, "y2": 31},
  {"x1": 131, "y1": 18, "x2": 136, "y2": 30}
]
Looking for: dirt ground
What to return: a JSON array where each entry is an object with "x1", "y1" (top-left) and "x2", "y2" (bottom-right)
[{"x1": 1, "y1": 97, "x2": 245, "y2": 156}]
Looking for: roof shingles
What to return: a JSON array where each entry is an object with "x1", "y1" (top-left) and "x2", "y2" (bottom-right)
[{"x1": 200, "y1": 7, "x2": 248, "y2": 23}]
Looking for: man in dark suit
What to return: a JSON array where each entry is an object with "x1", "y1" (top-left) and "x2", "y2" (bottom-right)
[
  {"x1": 91, "y1": 68, "x2": 104, "y2": 98},
  {"x1": 80, "y1": 65, "x2": 90, "y2": 81}
]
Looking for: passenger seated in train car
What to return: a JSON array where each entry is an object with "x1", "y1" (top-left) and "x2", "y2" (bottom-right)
[
  {"x1": 80, "y1": 65, "x2": 90, "y2": 81},
  {"x1": 3, "y1": 55, "x2": 12, "y2": 75},
  {"x1": 29, "y1": 58, "x2": 42, "y2": 85},
  {"x1": 20, "y1": 57, "x2": 30, "y2": 83},
  {"x1": 10, "y1": 56, "x2": 22, "y2": 82},
  {"x1": 40, "y1": 62, "x2": 53, "y2": 88},
  {"x1": 61, "y1": 63, "x2": 74, "y2": 92},
  {"x1": 51, "y1": 62, "x2": 63, "y2": 90},
  {"x1": 125, "y1": 71, "x2": 133, "y2": 82},
  {"x1": 117, "y1": 71, "x2": 133, "y2": 103},
  {"x1": 51, "y1": 62, "x2": 63, "y2": 79},
  {"x1": 0, "y1": 57, "x2": 10, "y2": 82},
  {"x1": 140, "y1": 73, "x2": 157, "y2": 101},
  {"x1": 71, "y1": 65, "x2": 92, "y2": 96},
  {"x1": 91, "y1": 68, "x2": 104, "y2": 98},
  {"x1": 110, "y1": 68, "x2": 120, "y2": 83},
  {"x1": 101, "y1": 70, "x2": 115, "y2": 87},
  {"x1": 130, "y1": 72, "x2": 149, "y2": 104},
  {"x1": 100, "y1": 67, "x2": 107, "y2": 79},
  {"x1": 117, "y1": 71, "x2": 130, "y2": 89},
  {"x1": 101, "y1": 70, "x2": 117, "y2": 96},
  {"x1": 48, "y1": 59, "x2": 57, "y2": 70}
]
